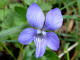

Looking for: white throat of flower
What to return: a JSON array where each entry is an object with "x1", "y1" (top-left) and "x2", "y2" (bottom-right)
[
  {"x1": 36, "y1": 29, "x2": 46, "y2": 42},
  {"x1": 37, "y1": 29, "x2": 46, "y2": 36}
]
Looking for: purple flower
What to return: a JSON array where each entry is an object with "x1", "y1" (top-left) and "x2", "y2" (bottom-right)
[{"x1": 18, "y1": 3, "x2": 63, "y2": 58}]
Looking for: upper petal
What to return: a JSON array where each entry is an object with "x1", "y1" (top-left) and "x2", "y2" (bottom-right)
[
  {"x1": 18, "y1": 28, "x2": 36, "y2": 45},
  {"x1": 46, "y1": 32, "x2": 60, "y2": 51},
  {"x1": 26, "y1": 3, "x2": 45, "y2": 29},
  {"x1": 34, "y1": 35, "x2": 46, "y2": 58},
  {"x1": 45, "y1": 8, "x2": 63, "y2": 30}
]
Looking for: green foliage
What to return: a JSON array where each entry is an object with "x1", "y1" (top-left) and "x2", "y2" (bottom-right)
[
  {"x1": 0, "y1": 0, "x2": 9, "y2": 8},
  {"x1": 0, "y1": 9, "x2": 4, "y2": 20},
  {"x1": 23, "y1": 45, "x2": 35, "y2": 60},
  {"x1": 40, "y1": 2, "x2": 52, "y2": 11},
  {"x1": 24, "y1": 0, "x2": 38, "y2": 5},
  {"x1": 0, "y1": 0, "x2": 80, "y2": 60},
  {"x1": 44, "y1": 50, "x2": 59, "y2": 60},
  {"x1": 23, "y1": 45, "x2": 59, "y2": 60}
]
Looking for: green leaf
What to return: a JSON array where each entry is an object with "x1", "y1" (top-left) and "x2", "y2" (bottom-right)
[
  {"x1": 44, "y1": 50, "x2": 60, "y2": 60},
  {"x1": 0, "y1": 0, "x2": 9, "y2": 8},
  {"x1": 77, "y1": 0, "x2": 80, "y2": 14},
  {"x1": 9, "y1": 3, "x2": 23, "y2": 9},
  {"x1": 15, "y1": 6, "x2": 27, "y2": 17},
  {"x1": 23, "y1": 45, "x2": 59, "y2": 60},
  {"x1": 24, "y1": 0, "x2": 52, "y2": 11},
  {"x1": 0, "y1": 24, "x2": 27, "y2": 39},
  {"x1": 23, "y1": 45, "x2": 35, "y2": 60},
  {"x1": 24, "y1": 0, "x2": 37, "y2": 5},
  {"x1": 14, "y1": 6, "x2": 27, "y2": 22},
  {"x1": 30, "y1": 50, "x2": 60, "y2": 60},
  {"x1": 63, "y1": 15, "x2": 78, "y2": 19},
  {"x1": 40, "y1": 3, "x2": 52, "y2": 11},
  {"x1": 0, "y1": 8, "x2": 10, "y2": 21},
  {"x1": 13, "y1": 10, "x2": 27, "y2": 26},
  {"x1": 2, "y1": 11, "x2": 14, "y2": 29},
  {"x1": 0, "y1": 9, "x2": 4, "y2": 20}
]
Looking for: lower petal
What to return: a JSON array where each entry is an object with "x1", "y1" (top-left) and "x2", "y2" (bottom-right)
[
  {"x1": 18, "y1": 28, "x2": 36, "y2": 45},
  {"x1": 46, "y1": 32, "x2": 60, "y2": 51},
  {"x1": 34, "y1": 36, "x2": 46, "y2": 58}
]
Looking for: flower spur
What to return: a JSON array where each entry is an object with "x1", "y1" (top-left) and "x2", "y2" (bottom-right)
[{"x1": 18, "y1": 3, "x2": 63, "y2": 58}]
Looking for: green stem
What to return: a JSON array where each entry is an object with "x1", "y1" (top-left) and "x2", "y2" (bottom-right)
[{"x1": 67, "y1": 51, "x2": 70, "y2": 60}]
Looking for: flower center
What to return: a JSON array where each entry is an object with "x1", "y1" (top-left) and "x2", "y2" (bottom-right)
[
  {"x1": 37, "y1": 29, "x2": 46, "y2": 36},
  {"x1": 36, "y1": 29, "x2": 46, "y2": 42}
]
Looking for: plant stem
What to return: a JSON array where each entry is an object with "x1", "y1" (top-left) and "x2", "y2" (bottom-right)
[{"x1": 59, "y1": 42, "x2": 78, "y2": 58}]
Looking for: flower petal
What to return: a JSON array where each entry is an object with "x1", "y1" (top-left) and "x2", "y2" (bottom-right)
[
  {"x1": 26, "y1": 3, "x2": 45, "y2": 29},
  {"x1": 34, "y1": 35, "x2": 46, "y2": 58},
  {"x1": 46, "y1": 32, "x2": 60, "y2": 51},
  {"x1": 18, "y1": 28, "x2": 36, "y2": 45},
  {"x1": 45, "y1": 8, "x2": 63, "y2": 30}
]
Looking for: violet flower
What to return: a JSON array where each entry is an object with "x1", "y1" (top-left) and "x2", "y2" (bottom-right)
[{"x1": 18, "y1": 3, "x2": 63, "y2": 58}]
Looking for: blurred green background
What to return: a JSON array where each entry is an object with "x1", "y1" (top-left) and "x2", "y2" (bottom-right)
[{"x1": 0, "y1": 0, "x2": 80, "y2": 60}]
